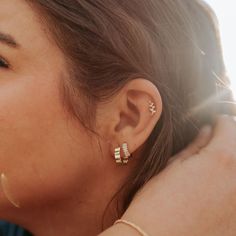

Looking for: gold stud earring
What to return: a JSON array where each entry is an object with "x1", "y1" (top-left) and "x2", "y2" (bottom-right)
[
  {"x1": 122, "y1": 142, "x2": 131, "y2": 164},
  {"x1": 148, "y1": 100, "x2": 156, "y2": 116}
]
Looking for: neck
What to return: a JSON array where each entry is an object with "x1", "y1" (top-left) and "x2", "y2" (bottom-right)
[
  {"x1": 5, "y1": 168, "x2": 127, "y2": 236},
  {"x1": 28, "y1": 197, "x2": 117, "y2": 236}
]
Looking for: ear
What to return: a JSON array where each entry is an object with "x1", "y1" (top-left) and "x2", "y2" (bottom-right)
[{"x1": 96, "y1": 78, "x2": 162, "y2": 162}]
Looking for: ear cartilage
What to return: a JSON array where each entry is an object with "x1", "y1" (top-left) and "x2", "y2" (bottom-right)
[{"x1": 148, "y1": 100, "x2": 156, "y2": 116}]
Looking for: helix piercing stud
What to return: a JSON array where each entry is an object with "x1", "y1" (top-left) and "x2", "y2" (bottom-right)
[{"x1": 148, "y1": 100, "x2": 156, "y2": 116}]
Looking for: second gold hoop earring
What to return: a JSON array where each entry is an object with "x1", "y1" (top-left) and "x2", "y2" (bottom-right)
[{"x1": 122, "y1": 142, "x2": 131, "y2": 164}]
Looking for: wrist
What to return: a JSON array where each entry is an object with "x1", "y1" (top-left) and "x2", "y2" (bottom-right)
[
  {"x1": 114, "y1": 219, "x2": 150, "y2": 236},
  {"x1": 99, "y1": 222, "x2": 141, "y2": 236},
  {"x1": 121, "y1": 201, "x2": 169, "y2": 236}
]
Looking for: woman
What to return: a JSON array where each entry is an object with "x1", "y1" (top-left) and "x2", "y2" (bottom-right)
[{"x1": 0, "y1": 0, "x2": 234, "y2": 235}]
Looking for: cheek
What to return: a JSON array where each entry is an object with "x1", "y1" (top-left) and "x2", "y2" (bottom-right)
[
  {"x1": 0, "y1": 74, "x2": 95, "y2": 208},
  {"x1": 0, "y1": 74, "x2": 62, "y2": 171}
]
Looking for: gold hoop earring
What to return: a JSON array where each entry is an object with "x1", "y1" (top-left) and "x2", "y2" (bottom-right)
[
  {"x1": 0, "y1": 173, "x2": 20, "y2": 208},
  {"x1": 114, "y1": 147, "x2": 122, "y2": 164},
  {"x1": 122, "y1": 142, "x2": 131, "y2": 164},
  {"x1": 114, "y1": 143, "x2": 131, "y2": 165}
]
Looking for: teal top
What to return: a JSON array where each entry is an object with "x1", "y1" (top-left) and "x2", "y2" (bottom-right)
[{"x1": 0, "y1": 221, "x2": 32, "y2": 236}]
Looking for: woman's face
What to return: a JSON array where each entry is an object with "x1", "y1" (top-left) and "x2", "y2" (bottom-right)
[{"x1": 0, "y1": 0, "x2": 101, "y2": 213}]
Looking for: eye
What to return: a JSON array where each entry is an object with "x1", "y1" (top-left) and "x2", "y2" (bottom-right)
[{"x1": 0, "y1": 57, "x2": 9, "y2": 69}]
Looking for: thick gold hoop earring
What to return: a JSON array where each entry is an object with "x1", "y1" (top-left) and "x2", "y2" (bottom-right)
[
  {"x1": 114, "y1": 147, "x2": 122, "y2": 164},
  {"x1": 114, "y1": 143, "x2": 131, "y2": 165}
]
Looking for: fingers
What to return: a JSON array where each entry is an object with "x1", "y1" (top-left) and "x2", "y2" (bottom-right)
[
  {"x1": 168, "y1": 125, "x2": 213, "y2": 164},
  {"x1": 167, "y1": 115, "x2": 236, "y2": 166}
]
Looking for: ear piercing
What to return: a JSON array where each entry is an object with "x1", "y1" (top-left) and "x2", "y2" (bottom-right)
[
  {"x1": 114, "y1": 142, "x2": 131, "y2": 165},
  {"x1": 114, "y1": 101, "x2": 156, "y2": 165},
  {"x1": 122, "y1": 142, "x2": 131, "y2": 164},
  {"x1": 148, "y1": 101, "x2": 156, "y2": 115},
  {"x1": 114, "y1": 147, "x2": 122, "y2": 164}
]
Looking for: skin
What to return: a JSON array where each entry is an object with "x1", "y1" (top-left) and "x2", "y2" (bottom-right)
[
  {"x1": 2, "y1": 1, "x2": 236, "y2": 236},
  {"x1": 0, "y1": 0, "x2": 162, "y2": 235},
  {"x1": 101, "y1": 116, "x2": 236, "y2": 236}
]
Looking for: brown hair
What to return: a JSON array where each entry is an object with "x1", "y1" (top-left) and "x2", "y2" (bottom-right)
[{"x1": 27, "y1": 0, "x2": 233, "y2": 221}]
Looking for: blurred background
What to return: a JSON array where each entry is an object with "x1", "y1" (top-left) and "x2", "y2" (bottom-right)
[{"x1": 205, "y1": 0, "x2": 236, "y2": 96}]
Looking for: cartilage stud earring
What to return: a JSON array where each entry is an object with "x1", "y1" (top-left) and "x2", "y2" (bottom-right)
[{"x1": 148, "y1": 101, "x2": 156, "y2": 115}]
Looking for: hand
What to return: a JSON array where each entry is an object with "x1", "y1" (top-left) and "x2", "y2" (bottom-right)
[{"x1": 120, "y1": 115, "x2": 236, "y2": 236}]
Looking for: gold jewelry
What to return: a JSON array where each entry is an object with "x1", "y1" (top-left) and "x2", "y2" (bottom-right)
[
  {"x1": 122, "y1": 142, "x2": 131, "y2": 164},
  {"x1": 0, "y1": 173, "x2": 20, "y2": 208},
  {"x1": 114, "y1": 147, "x2": 122, "y2": 164},
  {"x1": 148, "y1": 101, "x2": 156, "y2": 116},
  {"x1": 114, "y1": 142, "x2": 131, "y2": 165},
  {"x1": 114, "y1": 219, "x2": 150, "y2": 236}
]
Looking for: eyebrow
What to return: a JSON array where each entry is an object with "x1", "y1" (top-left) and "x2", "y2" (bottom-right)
[{"x1": 0, "y1": 32, "x2": 20, "y2": 48}]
